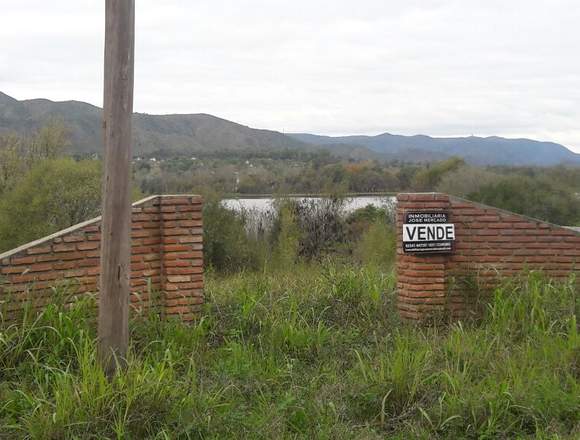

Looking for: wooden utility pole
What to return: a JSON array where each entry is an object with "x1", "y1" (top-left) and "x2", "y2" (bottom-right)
[{"x1": 98, "y1": 0, "x2": 135, "y2": 376}]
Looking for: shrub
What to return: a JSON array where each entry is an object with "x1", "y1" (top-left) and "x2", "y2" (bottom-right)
[
  {"x1": 354, "y1": 220, "x2": 396, "y2": 268},
  {"x1": 436, "y1": 165, "x2": 499, "y2": 197},
  {"x1": 468, "y1": 176, "x2": 580, "y2": 225},
  {"x1": 412, "y1": 157, "x2": 465, "y2": 190},
  {"x1": 269, "y1": 197, "x2": 348, "y2": 261},
  {"x1": 347, "y1": 205, "x2": 396, "y2": 268},
  {"x1": 0, "y1": 158, "x2": 101, "y2": 252},
  {"x1": 346, "y1": 204, "x2": 393, "y2": 241},
  {"x1": 293, "y1": 198, "x2": 347, "y2": 259},
  {"x1": 202, "y1": 199, "x2": 267, "y2": 273},
  {"x1": 272, "y1": 203, "x2": 300, "y2": 268}
]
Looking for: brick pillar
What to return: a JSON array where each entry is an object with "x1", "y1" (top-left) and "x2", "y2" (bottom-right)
[
  {"x1": 396, "y1": 193, "x2": 450, "y2": 321},
  {"x1": 160, "y1": 196, "x2": 204, "y2": 321},
  {"x1": 0, "y1": 195, "x2": 204, "y2": 322},
  {"x1": 396, "y1": 192, "x2": 580, "y2": 322}
]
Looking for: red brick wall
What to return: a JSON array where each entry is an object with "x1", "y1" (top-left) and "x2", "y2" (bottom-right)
[
  {"x1": 0, "y1": 195, "x2": 203, "y2": 321},
  {"x1": 397, "y1": 193, "x2": 580, "y2": 321}
]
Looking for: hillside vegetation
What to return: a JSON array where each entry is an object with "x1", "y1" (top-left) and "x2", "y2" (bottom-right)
[
  {"x1": 0, "y1": 91, "x2": 310, "y2": 158},
  {"x1": 2, "y1": 91, "x2": 579, "y2": 166},
  {"x1": 290, "y1": 132, "x2": 580, "y2": 166},
  {"x1": 1, "y1": 123, "x2": 579, "y2": 256}
]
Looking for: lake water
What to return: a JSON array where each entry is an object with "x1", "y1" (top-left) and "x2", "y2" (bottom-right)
[
  {"x1": 222, "y1": 195, "x2": 396, "y2": 215},
  {"x1": 221, "y1": 195, "x2": 396, "y2": 233}
]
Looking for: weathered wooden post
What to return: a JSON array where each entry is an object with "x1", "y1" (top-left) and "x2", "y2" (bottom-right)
[{"x1": 98, "y1": 0, "x2": 135, "y2": 376}]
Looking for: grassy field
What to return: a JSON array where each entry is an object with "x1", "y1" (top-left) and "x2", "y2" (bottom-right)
[{"x1": 0, "y1": 263, "x2": 579, "y2": 439}]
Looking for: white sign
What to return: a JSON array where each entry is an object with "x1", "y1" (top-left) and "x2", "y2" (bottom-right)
[
  {"x1": 403, "y1": 224, "x2": 455, "y2": 242},
  {"x1": 403, "y1": 211, "x2": 455, "y2": 254}
]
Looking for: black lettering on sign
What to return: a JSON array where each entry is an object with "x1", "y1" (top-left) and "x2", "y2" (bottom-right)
[
  {"x1": 402, "y1": 211, "x2": 455, "y2": 254},
  {"x1": 446, "y1": 225, "x2": 454, "y2": 240},
  {"x1": 406, "y1": 225, "x2": 417, "y2": 241},
  {"x1": 417, "y1": 226, "x2": 426, "y2": 240},
  {"x1": 405, "y1": 211, "x2": 448, "y2": 224}
]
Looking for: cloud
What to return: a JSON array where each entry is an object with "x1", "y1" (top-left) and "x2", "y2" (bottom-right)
[{"x1": 1, "y1": 0, "x2": 579, "y2": 152}]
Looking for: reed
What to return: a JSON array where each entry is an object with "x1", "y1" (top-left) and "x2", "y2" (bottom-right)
[{"x1": 0, "y1": 264, "x2": 578, "y2": 438}]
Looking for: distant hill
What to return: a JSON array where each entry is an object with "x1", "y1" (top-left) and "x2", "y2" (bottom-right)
[
  {"x1": 289, "y1": 132, "x2": 580, "y2": 166},
  {"x1": 0, "y1": 91, "x2": 311, "y2": 157},
  {"x1": 1, "y1": 91, "x2": 579, "y2": 166}
]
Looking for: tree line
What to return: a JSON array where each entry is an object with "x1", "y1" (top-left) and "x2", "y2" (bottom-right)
[{"x1": 0, "y1": 123, "x2": 578, "y2": 254}]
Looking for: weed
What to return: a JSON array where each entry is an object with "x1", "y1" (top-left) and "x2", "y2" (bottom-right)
[{"x1": 0, "y1": 264, "x2": 578, "y2": 438}]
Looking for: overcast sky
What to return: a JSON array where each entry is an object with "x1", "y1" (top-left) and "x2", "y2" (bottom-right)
[{"x1": 1, "y1": 0, "x2": 579, "y2": 152}]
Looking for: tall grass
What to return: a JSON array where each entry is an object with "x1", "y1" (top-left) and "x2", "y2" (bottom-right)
[{"x1": 0, "y1": 265, "x2": 578, "y2": 438}]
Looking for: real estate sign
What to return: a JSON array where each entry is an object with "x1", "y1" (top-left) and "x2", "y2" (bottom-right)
[{"x1": 403, "y1": 211, "x2": 455, "y2": 253}]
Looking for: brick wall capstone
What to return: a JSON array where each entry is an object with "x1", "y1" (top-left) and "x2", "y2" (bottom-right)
[
  {"x1": 0, "y1": 195, "x2": 203, "y2": 321},
  {"x1": 396, "y1": 193, "x2": 580, "y2": 321}
]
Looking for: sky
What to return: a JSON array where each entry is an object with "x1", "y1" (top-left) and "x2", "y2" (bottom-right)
[{"x1": 1, "y1": 0, "x2": 579, "y2": 152}]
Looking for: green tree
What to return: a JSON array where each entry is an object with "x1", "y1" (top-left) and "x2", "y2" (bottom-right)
[
  {"x1": 0, "y1": 158, "x2": 101, "y2": 251},
  {"x1": 412, "y1": 157, "x2": 465, "y2": 190},
  {"x1": 27, "y1": 119, "x2": 70, "y2": 163},
  {"x1": 0, "y1": 133, "x2": 25, "y2": 194},
  {"x1": 0, "y1": 120, "x2": 69, "y2": 195},
  {"x1": 202, "y1": 199, "x2": 266, "y2": 272},
  {"x1": 468, "y1": 176, "x2": 580, "y2": 226},
  {"x1": 436, "y1": 165, "x2": 499, "y2": 197}
]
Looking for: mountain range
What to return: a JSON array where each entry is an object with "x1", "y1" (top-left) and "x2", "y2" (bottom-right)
[{"x1": 1, "y1": 91, "x2": 579, "y2": 166}]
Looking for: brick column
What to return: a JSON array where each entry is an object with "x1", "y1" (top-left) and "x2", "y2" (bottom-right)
[
  {"x1": 0, "y1": 195, "x2": 204, "y2": 322},
  {"x1": 396, "y1": 192, "x2": 580, "y2": 322},
  {"x1": 160, "y1": 196, "x2": 204, "y2": 321},
  {"x1": 396, "y1": 193, "x2": 450, "y2": 321}
]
